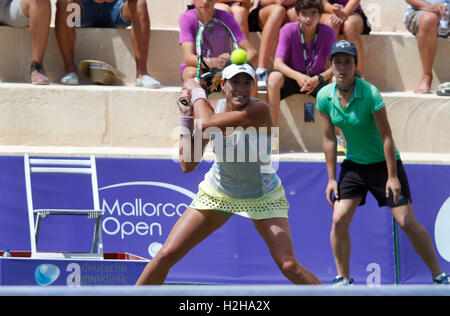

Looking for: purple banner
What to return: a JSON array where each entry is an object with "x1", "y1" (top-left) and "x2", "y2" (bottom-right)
[
  {"x1": 0, "y1": 256, "x2": 147, "y2": 286},
  {"x1": 0, "y1": 156, "x2": 448, "y2": 284},
  {"x1": 395, "y1": 164, "x2": 450, "y2": 284}
]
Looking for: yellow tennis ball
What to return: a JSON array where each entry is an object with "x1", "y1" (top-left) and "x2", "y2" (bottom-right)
[{"x1": 230, "y1": 49, "x2": 248, "y2": 65}]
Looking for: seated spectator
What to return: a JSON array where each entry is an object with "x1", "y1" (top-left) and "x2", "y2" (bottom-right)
[
  {"x1": 179, "y1": 0, "x2": 257, "y2": 94},
  {"x1": 55, "y1": 0, "x2": 161, "y2": 88},
  {"x1": 267, "y1": 0, "x2": 335, "y2": 127},
  {"x1": 0, "y1": 0, "x2": 51, "y2": 84},
  {"x1": 320, "y1": 0, "x2": 371, "y2": 76},
  {"x1": 248, "y1": 0, "x2": 298, "y2": 91},
  {"x1": 404, "y1": 0, "x2": 448, "y2": 93},
  {"x1": 214, "y1": 1, "x2": 254, "y2": 38}
]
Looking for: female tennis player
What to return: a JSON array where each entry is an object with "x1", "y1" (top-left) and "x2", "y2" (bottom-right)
[
  {"x1": 316, "y1": 40, "x2": 449, "y2": 285},
  {"x1": 136, "y1": 62, "x2": 321, "y2": 285}
]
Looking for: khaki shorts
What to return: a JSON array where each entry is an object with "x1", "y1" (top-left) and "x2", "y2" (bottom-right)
[
  {"x1": 404, "y1": 9, "x2": 443, "y2": 35},
  {"x1": 0, "y1": 0, "x2": 29, "y2": 27}
]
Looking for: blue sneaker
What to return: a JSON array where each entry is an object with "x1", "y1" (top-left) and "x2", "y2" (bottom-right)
[
  {"x1": 331, "y1": 275, "x2": 354, "y2": 286},
  {"x1": 256, "y1": 68, "x2": 267, "y2": 91},
  {"x1": 433, "y1": 273, "x2": 450, "y2": 284}
]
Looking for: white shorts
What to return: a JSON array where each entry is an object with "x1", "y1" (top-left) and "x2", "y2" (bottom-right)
[{"x1": 0, "y1": 0, "x2": 29, "y2": 27}]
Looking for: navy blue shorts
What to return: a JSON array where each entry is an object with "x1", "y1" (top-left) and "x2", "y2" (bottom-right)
[
  {"x1": 337, "y1": 159, "x2": 412, "y2": 208},
  {"x1": 78, "y1": 0, "x2": 131, "y2": 28}
]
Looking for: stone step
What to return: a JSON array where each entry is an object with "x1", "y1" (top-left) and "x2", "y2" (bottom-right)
[
  {"x1": 0, "y1": 84, "x2": 448, "y2": 154},
  {"x1": 1, "y1": 26, "x2": 448, "y2": 92}
]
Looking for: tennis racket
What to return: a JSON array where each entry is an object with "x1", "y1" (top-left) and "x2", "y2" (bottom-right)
[{"x1": 179, "y1": 18, "x2": 239, "y2": 107}]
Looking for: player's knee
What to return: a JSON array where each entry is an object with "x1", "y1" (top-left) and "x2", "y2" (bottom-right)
[
  {"x1": 152, "y1": 247, "x2": 179, "y2": 268},
  {"x1": 279, "y1": 258, "x2": 299, "y2": 278},
  {"x1": 331, "y1": 213, "x2": 351, "y2": 232},
  {"x1": 397, "y1": 216, "x2": 419, "y2": 234}
]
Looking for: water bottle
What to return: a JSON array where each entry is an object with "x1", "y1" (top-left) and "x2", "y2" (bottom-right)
[
  {"x1": 438, "y1": 0, "x2": 450, "y2": 37},
  {"x1": 2, "y1": 249, "x2": 11, "y2": 257}
]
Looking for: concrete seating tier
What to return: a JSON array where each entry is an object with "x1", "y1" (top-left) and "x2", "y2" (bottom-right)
[
  {"x1": 1, "y1": 27, "x2": 448, "y2": 92},
  {"x1": 1, "y1": 84, "x2": 448, "y2": 154},
  {"x1": 1, "y1": 1, "x2": 449, "y2": 159}
]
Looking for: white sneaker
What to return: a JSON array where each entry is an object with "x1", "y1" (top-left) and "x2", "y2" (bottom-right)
[
  {"x1": 331, "y1": 275, "x2": 354, "y2": 286},
  {"x1": 60, "y1": 72, "x2": 79, "y2": 85},
  {"x1": 135, "y1": 74, "x2": 161, "y2": 89},
  {"x1": 256, "y1": 68, "x2": 267, "y2": 91}
]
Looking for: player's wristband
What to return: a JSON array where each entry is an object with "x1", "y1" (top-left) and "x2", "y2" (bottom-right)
[
  {"x1": 180, "y1": 116, "x2": 194, "y2": 135},
  {"x1": 191, "y1": 88, "x2": 207, "y2": 106}
]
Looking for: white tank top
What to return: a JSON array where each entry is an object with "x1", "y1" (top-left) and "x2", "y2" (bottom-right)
[{"x1": 205, "y1": 99, "x2": 280, "y2": 199}]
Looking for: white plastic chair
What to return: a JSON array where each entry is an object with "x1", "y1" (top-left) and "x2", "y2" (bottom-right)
[{"x1": 24, "y1": 155, "x2": 104, "y2": 260}]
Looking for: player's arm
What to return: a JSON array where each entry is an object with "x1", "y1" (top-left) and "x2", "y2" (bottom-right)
[
  {"x1": 177, "y1": 87, "x2": 212, "y2": 173},
  {"x1": 373, "y1": 106, "x2": 401, "y2": 204},
  {"x1": 179, "y1": 131, "x2": 210, "y2": 173},
  {"x1": 319, "y1": 110, "x2": 339, "y2": 205},
  {"x1": 195, "y1": 98, "x2": 270, "y2": 131}
]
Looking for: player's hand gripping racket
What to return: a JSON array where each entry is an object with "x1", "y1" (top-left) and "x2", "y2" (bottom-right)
[{"x1": 179, "y1": 18, "x2": 239, "y2": 108}]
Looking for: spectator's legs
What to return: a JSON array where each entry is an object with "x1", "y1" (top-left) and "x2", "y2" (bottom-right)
[
  {"x1": 342, "y1": 14, "x2": 364, "y2": 75},
  {"x1": 257, "y1": 4, "x2": 286, "y2": 70},
  {"x1": 267, "y1": 71, "x2": 285, "y2": 127},
  {"x1": 320, "y1": 13, "x2": 340, "y2": 34},
  {"x1": 21, "y1": 0, "x2": 51, "y2": 66},
  {"x1": 214, "y1": 3, "x2": 250, "y2": 38},
  {"x1": 55, "y1": 0, "x2": 78, "y2": 74},
  {"x1": 230, "y1": 4, "x2": 250, "y2": 38},
  {"x1": 415, "y1": 12, "x2": 439, "y2": 94},
  {"x1": 122, "y1": 0, "x2": 149, "y2": 78}
]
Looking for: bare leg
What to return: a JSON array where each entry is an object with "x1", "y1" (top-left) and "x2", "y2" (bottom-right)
[
  {"x1": 391, "y1": 203, "x2": 442, "y2": 278},
  {"x1": 342, "y1": 14, "x2": 364, "y2": 75},
  {"x1": 253, "y1": 217, "x2": 321, "y2": 284},
  {"x1": 22, "y1": 0, "x2": 51, "y2": 65},
  {"x1": 257, "y1": 4, "x2": 287, "y2": 69},
  {"x1": 55, "y1": 0, "x2": 78, "y2": 74},
  {"x1": 122, "y1": 0, "x2": 150, "y2": 78},
  {"x1": 267, "y1": 71, "x2": 285, "y2": 127},
  {"x1": 136, "y1": 208, "x2": 229, "y2": 285},
  {"x1": 414, "y1": 12, "x2": 439, "y2": 94},
  {"x1": 230, "y1": 4, "x2": 250, "y2": 39},
  {"x1": 330, "y1": 197, "x2": 361, "y2": 279}
]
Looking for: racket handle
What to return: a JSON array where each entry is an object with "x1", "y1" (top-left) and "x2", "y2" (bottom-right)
[{"x1": 179, "y1": 98, "x2": 189, "y2": 106}]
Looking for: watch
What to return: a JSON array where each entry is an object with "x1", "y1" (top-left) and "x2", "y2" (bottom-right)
[{"x1": 317, "y1": 74, "x2": 324, "y2": 85}]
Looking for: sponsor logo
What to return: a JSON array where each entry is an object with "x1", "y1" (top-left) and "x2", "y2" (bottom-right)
[
  {"x1": 35, "y1": 264, "x2": 60, "y2": 286},
  {"x1": 99, "y1": 181, "x2": 196, "y2": 258}
]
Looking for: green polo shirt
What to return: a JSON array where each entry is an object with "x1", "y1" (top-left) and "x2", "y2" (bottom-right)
[{"x1": 316, "y1": 77, "x2": 400, "y2": 164}]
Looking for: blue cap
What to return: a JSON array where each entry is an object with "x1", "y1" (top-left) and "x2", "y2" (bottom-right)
[{"x1": 330, "y1": 40, "x2": 358, "y2": 63}]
